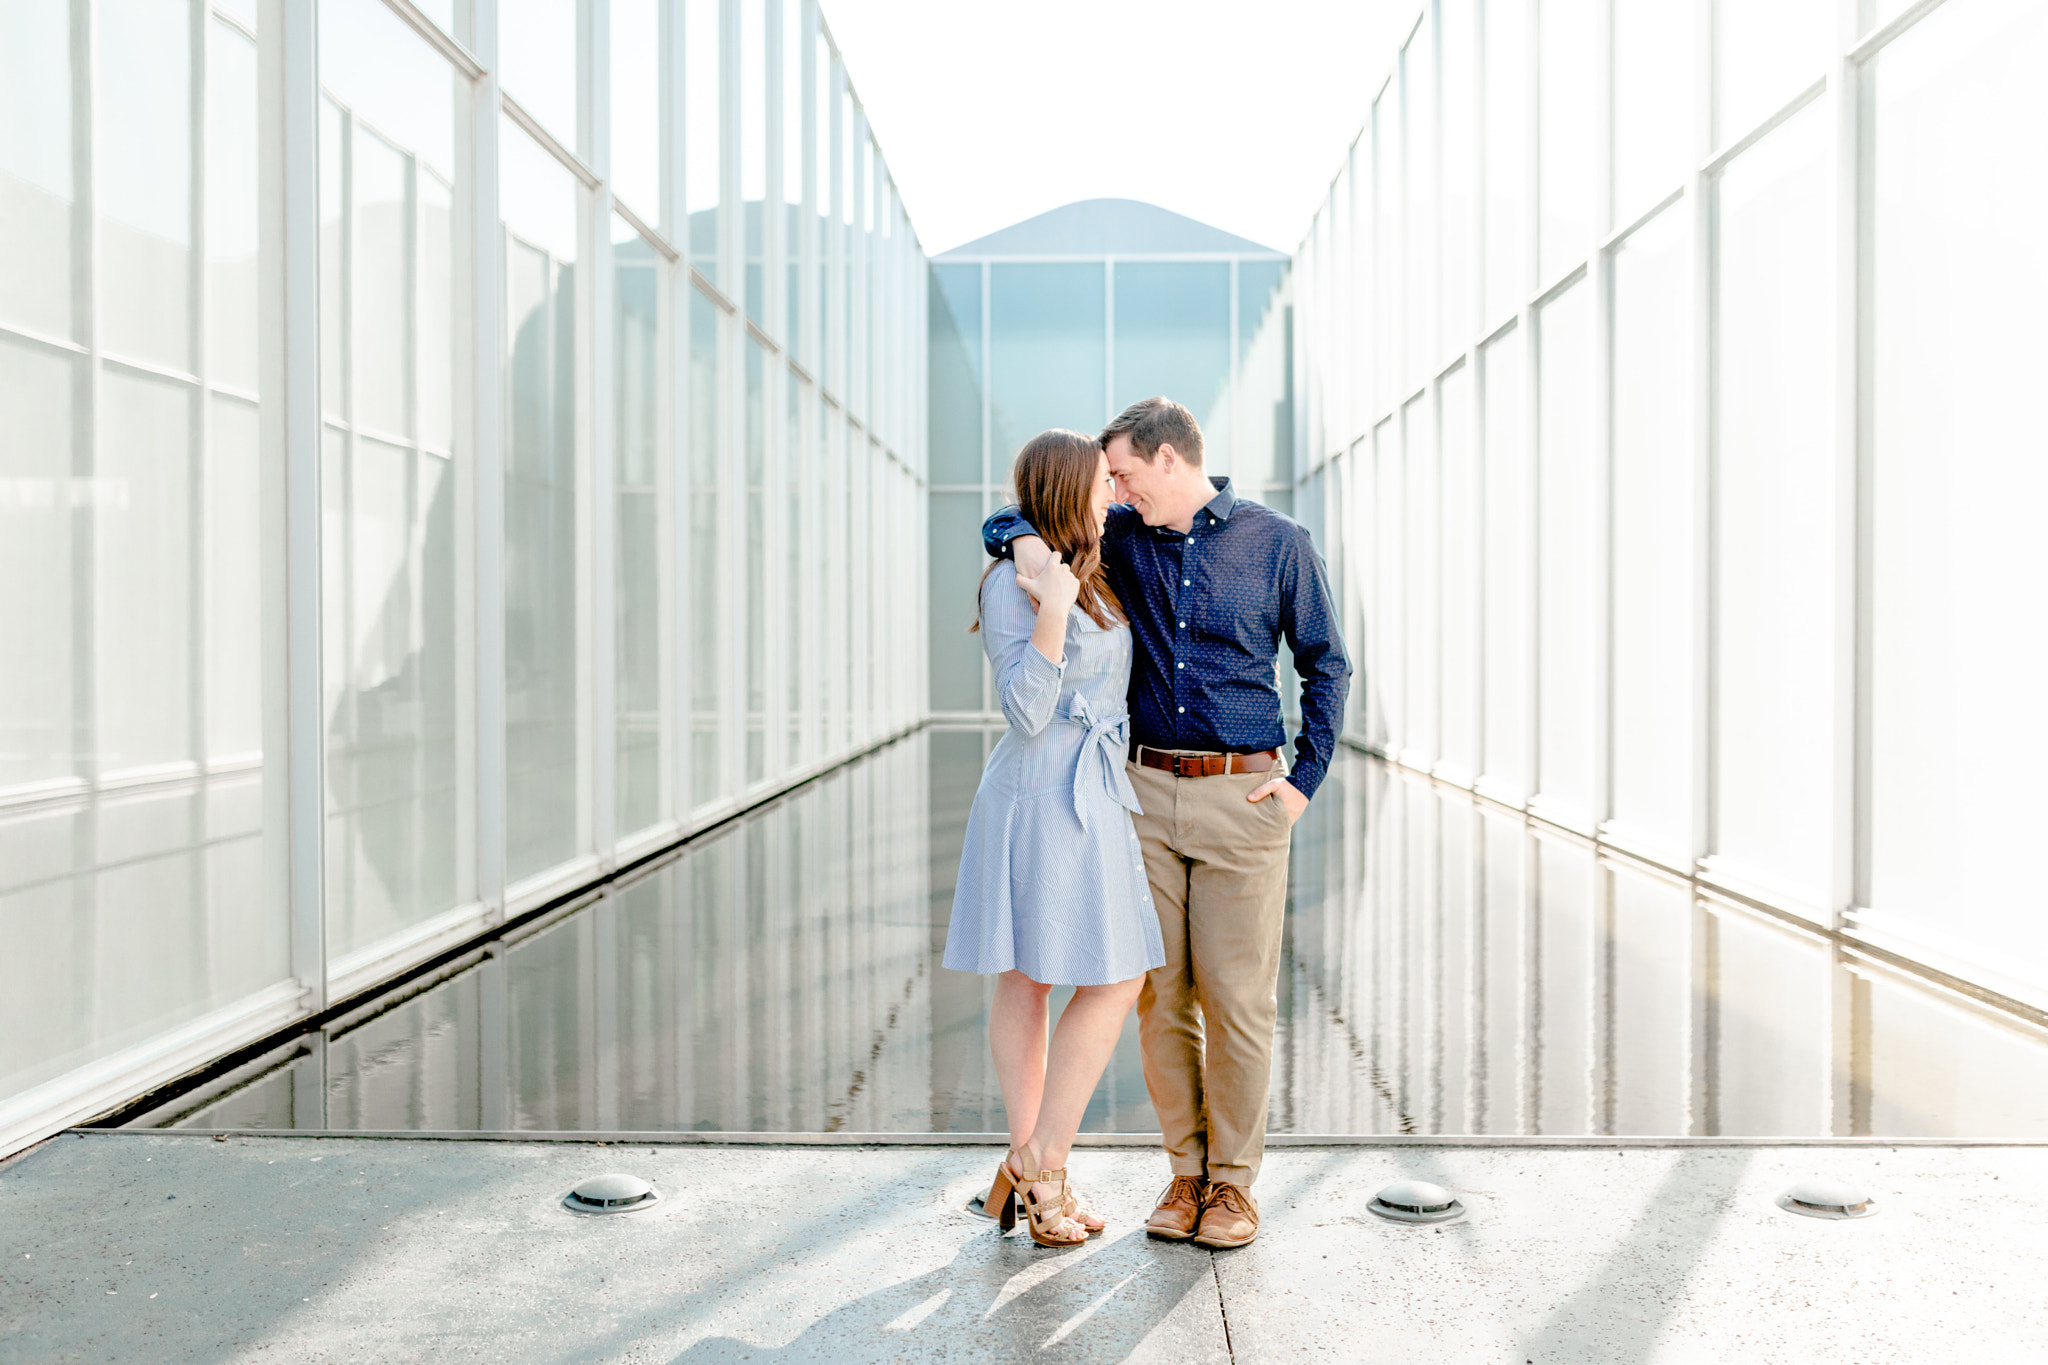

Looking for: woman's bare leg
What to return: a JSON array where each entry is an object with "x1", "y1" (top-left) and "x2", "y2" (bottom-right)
[
  {"x1": 1028, "y1": 977, "x2": 1144, "y2": 1168},
  {"x1": 989, "y1": 970, "x2": 1052, "y2": 1153},
  {"x1": 1019, "y1": 976, "x2": 1145, "y2": 1216}
]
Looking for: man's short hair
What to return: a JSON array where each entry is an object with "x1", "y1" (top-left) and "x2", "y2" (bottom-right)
[{"x1": 1100, "y1": 397, "x2": 1204, "y2": 467}]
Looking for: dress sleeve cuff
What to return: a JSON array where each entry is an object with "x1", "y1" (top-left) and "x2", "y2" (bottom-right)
[{"x1": 1022, "y1": 642, "x2": 1066, "y2": 680}]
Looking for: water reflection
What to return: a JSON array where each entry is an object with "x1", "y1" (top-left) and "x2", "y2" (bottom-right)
[{"x1": 125, "y1": 732, "x2": 2048, "y2": 1137}]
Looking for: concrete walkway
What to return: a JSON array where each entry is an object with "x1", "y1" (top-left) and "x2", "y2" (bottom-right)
[{"x1": 3, "y1": 1134, "x2": 2045, "y2": 1363}]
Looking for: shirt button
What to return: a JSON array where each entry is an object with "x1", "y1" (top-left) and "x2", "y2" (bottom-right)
[
  {"x1": 1186, "y1": 537, "x2": 1194, "y2": 544},
  {"x1": 1182, "y1": 579, "x2": 1190, "y2": 586},
  {"x1": 1176, "y1": 662, "x2": 1184, "y2": 669},
  {"x1": 1178, "y1": 621, "x2": 1186, "y2": 628},
  {"x1": 1177, "y1": 706, "x2": 1185, "y2": 714}
]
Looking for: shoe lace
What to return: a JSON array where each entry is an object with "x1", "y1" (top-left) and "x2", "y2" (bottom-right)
[
  {"x1": 1204, "y1": 1182, "x2": 1252, "y2": 1215},
  {"x1": 1165, "y1": 1175, "x2": 1205, "y2": 1205}
]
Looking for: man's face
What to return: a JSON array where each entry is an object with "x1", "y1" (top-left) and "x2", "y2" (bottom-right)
[{"x1": 1105, "y1": 434, "x2": 1172, "y2": 526}]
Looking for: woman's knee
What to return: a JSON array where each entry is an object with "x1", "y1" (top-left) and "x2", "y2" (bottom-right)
[
  {"x1": 998, "y1": 969, "x2": 1054, "y2": 996},
  {"x1": 1077, "y1": 975, "x2": 1145, "y2": 1007}
]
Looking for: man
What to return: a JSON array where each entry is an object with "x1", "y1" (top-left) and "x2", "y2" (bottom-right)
[{"x1": 985, "y1": 396, "x2": 1350, "y2": 1249}]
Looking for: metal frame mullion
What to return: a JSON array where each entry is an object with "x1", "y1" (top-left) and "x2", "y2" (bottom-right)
[
  {"x1": 848, "y1": 110, "x2": 867, "y2": 427},
  {"x1": 334, "y1": 113, "x2": 357, "y2": 946},
  {"x1": 656, "y1": 0, "x2": 686, "y2": 826},
  {"x1": 794, "y1": 367, "x2": 817, "y2": 761},
  {"x1": 826, "y1": 52, "x2": 845, "y2": 402},
  {"x1": 470, "y1": 0, "x2": 507, "y2": 919},
  {"x1": 258, "y1": 0, "x2": 326, "y2": 1010},
  {"x1": 979, "y1": 258, "x2": 993, "y2": 714},
  {"x1": 847, "y1": 113, "x2": 869, "y2": 743},
  {"x1": 1830, "y1": 0, "x2": 1874, "y2": 1126},
  {"x1": 1468, "y1": 0, "x2": 1493, "y2": 786},
  {"x1": 824, "y1": 54, "x2": 848, "y2": 746},
  {"x1": 800, "y1": 0, "x2": 819, "y2": 373},
  {"x1": 796, "y1": 0, "x2": 823, "y2": 762},
  {"x1": 1516, "y1": 0, "x2": 1541, "y2": 812},
  {"x1": 188, "y1": 2, "x2": 218, "y2": 995},
  {"x1": 1103, "y1": 257, "x2": 1115, "y2": 424},
  {"x1": 761, "y1": 0, "x2": 787, "y2": 780},
  {"x1": 1833, "y1": 0, "x2": 1871, "y2": 936},
  {"x1": 1227, "y1": 255, "x2": 1240, "y2": 474},
  {"x1": 71, "y1": 0, "x2": 100, "y2": 1030},
  {"x1": 589, "y1": 0, "x2": 617, "y2": 861},
  {"x1": 1424, "y1": 7, "x2": 1447, "y2": 764},
  {"x1": 1589, "y1": 0, "x2": 1616, "y2": 836},
  {"x1": 719, "y1": 0, "x2": 745, "y2": 795},
  {"x1": 1687, "y1": 0, "x2": 1714, "y2": 875}
]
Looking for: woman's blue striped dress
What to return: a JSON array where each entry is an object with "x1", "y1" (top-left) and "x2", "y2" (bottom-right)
[{"x1": 942, "y1": 568, "x2": 1166, "y2": 986}]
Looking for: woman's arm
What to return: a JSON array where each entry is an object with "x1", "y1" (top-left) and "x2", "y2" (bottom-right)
[{"x1": 982, "y1": 558, "x2": 1078, "y2": 737}]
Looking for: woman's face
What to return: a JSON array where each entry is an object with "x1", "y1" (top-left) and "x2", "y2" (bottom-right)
[{"x1": 1090, "y1": 451, "x2": 1114, "y2": 533}]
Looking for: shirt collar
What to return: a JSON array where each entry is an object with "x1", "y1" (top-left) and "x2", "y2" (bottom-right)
[
  {"x1": 1203, "y1": 477, "x2": 1237, "y2": 522},
  {"x1": 1145, "y1": 476, "x2": 1238, "y2": 535}
]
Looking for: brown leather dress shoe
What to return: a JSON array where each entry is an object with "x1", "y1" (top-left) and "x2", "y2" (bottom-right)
[
  {"x1": 1145, "y1": 1175, "x2": 1208, "y2": 1240},
  {"x1": 1192, "y1": 1181, "x2": 1259, "y2": 1248}
]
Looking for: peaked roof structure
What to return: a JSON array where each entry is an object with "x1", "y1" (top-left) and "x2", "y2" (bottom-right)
[{"x1": 937, "y1": 198, "x2": 1285, "y2": 259}]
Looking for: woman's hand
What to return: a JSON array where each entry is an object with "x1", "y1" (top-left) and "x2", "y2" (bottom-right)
[{"x1": 1015, "y1": 551, "x2": 1080, "y2": 614}]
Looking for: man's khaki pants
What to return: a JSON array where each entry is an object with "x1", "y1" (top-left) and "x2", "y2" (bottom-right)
[{"x1": 1127, "y1": 760, "x2": 1293, "y2": 1188}]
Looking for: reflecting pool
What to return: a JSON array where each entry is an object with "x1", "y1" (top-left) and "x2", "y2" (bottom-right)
[{"x1": 120, "y1": 728, "x2": 2048, "y2": 1136}]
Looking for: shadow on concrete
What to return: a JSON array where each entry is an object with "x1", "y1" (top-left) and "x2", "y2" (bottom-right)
[
  {"x1": 669, "y1": 1225, "x2": 1220, "y2": 1364},
  {"x1": 1513, "y1": 1150, "x2": 1752, "y2": 1363}
]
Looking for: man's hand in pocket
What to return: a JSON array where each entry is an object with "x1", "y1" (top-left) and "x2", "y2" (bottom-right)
[{"x1": 1248, "y1": 778, "x2": 1307, "y2": 826}]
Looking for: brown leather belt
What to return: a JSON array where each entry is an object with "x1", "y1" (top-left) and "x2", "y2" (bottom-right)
[{"x1": 1133, "y1": 745, "x2": 1282, "y2": 778}]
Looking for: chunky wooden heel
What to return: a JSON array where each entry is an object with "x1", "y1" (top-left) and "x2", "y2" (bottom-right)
[
  {"x1": 987, "y1": 1163, "x2": 1019, "y2": 1231},
  {"x1": 985, "y1": 1147, "x2": 1089, "y2": 1245}
]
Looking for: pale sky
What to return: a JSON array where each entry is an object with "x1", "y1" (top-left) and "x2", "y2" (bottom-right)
[{"x1": 820, "y1": 0, "x2": 1415, "y2": 257}]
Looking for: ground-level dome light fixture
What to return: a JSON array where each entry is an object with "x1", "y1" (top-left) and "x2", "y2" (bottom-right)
[
  {"x1": 1776, "y1": 1178, "x2": 1877, "y2": 1220},
  {"x1": 563, "y1": 1173, "x2": 662, "y2": 1215},
  {"x1": 1369, "y1": 1179, "x2": 1465, "y2": 1224}
]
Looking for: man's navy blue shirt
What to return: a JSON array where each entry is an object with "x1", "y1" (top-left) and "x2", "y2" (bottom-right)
[{"x1": 984, "y1": 477, "x2": 1352, "y2": 800}]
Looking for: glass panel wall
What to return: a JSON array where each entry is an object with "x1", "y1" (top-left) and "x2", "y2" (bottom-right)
[
  {"x1": 784, "y1": 368, "x2": 806, "y2": 766},
  {"x1": 501, "y1": 118, "x2": 584, "y2": 885},
  {"x1": 1287, "y1": 0, "x2": 2048, "y2": 1015},
  {"x1": 0, "y1": 0, "x2": 288, "y2": 1149},
  {"x1": 1713, "y1": 101, "x2": 1834, "y2": 905},
  {"x1": 1234, "y1": 260, "x2": 1293, "y2": 491},
  {"x1": 610, "y1": 0, "x2": 661, "y2": 223},
  {"x1": 1866, "y1": 0, "x2": 2048, "y2": 990},
  {"x1": 1370, "y1": 422, "x2": 1402, "y2": 756},
  {"x1": 614, "y1": 214, "x2": 664, "y2": 842},
  {"x1": 684, "y1": 0, "x2": 721, "y2": 281},
  {"x1": 743, "y1": 337, "x2": 766, "y2": 785},
  {"x1": 929, "y1": 227, "x2": 1296, "y2": 715},
  {"x1": 320, "y1": 0, "x2": 464, "y2": 962},
  {"x1": 1113, "y1": 263, "x2": 1230, "y2": 444},
  {"x1": 498, "y1": 0, "x2": 578, "y2": 150},
  {"x1": 988, "y1": 264, "x2": 1104, "y2": 463},
  {"x1": 1437, "y1": 360, "x2": 1477, "y2": 782},
  {"x1": 1478, "y1": 327, "x2": 1528, "y2": 802},
  {"x1": 1609, "y1": 204, "x2": 1692, "y2": 858},
  {"x1": 740, "y1": 0, "x2": 766, "y2": 325},
  {"x1": 1, "y1": 0, "x2": 929, "y2": 1158},
  {"x1": 687, "y1": 284, "x2": 727, "y2": 812}
]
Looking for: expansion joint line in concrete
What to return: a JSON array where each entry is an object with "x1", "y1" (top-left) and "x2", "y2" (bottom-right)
[{"x1": 1211, "y1": 1253, "x2": 1236, "y2": 1362}]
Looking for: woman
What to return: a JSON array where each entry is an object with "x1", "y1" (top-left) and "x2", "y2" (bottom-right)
[{"x1": 943, "y1": 429, "x2": 1165, "y2": 1248}]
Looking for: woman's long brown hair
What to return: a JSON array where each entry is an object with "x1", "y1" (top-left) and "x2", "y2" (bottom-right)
[{"x1": 972, "y1": 429, "x2": 1126, "y2": 633}]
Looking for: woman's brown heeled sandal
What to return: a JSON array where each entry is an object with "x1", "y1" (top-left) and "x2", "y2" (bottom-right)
[
  {"x1": 986, "y1": 1149, "x2": 1103, "y2": 1235},
  {"x1": 986, "y1": 1159, "x2": 1089, "y2": 1247}
]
